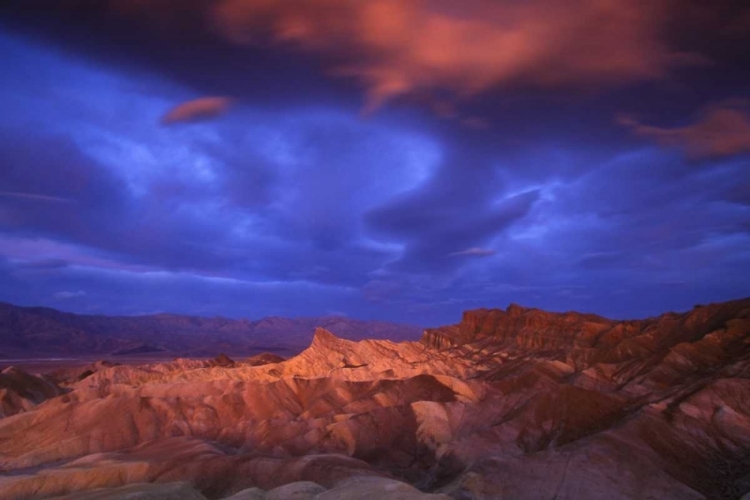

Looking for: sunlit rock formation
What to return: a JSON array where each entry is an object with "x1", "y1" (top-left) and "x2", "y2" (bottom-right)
[{"x1": 0, "y1": 298, "x2": 749, "y2": 499}]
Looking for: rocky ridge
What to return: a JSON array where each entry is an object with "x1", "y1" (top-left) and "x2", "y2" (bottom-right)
[{"x1": 0, "y1": 298, "x2": 748, "y2": 499}]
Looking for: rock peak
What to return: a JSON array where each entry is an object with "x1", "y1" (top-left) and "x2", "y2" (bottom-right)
[
  {"x1": 211, "y1": 353, "x2": 235, "y2": 367},
  {"x1": 506, "y1": 303, "x2": 527, "y2": 315},
  {"x1": 311, "y1": 327, "x2": 341, "y2": 347}
]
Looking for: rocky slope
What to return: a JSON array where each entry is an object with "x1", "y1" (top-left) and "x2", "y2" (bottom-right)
[
  {"x1": 0, "y1": 302, "x2": 421, "y2": 358},
  {"x1": 0, "y1": 366, "x2": 64, "y2": 418},
  {"x1": 0, "y1": 298, "x2": 749, "y2": 499}
]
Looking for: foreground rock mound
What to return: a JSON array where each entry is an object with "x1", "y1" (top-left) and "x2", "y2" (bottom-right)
[
  {"x1": 47, "y1": 478, "x2": 450, "y2": 500},
  {"x1": 50, "y1": 482, "x2": 208, "y2": 500},
  {"x1": 1, "y1": 298, "x2": 749, "y2": 499}
]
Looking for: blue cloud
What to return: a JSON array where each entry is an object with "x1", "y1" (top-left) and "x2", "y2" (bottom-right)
[{"x1": 0, "y1": 27, "x2": 747, "y2": 326}]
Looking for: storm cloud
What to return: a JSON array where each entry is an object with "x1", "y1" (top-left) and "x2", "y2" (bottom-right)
[{"x1": 0, "y1": 1, "x2": 748, "y2": 325}]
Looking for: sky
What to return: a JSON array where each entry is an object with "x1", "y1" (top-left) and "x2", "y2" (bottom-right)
[{"x1": 0, "y1": 0, "x2": 748, "y2": 326}]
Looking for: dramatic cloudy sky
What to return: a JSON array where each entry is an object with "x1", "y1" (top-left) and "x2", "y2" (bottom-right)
[{"x1": 0, "y1": 0, "x2": 748, "y2": 325}]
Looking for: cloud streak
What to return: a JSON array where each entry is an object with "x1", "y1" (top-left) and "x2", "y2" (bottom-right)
[
  {"x1": 53, "y1": 289, "x2": 86, "y2": 299},
  {"x1": 161, "y1": 96, "x2": 234, "y2": 125},
  {"x1": 450, "y1": 247, "x2": 496, "y2": 257},
  {"x1": 0, "y1": 191, "x2": 75, "y2": 203},
  {"x1": 619, "y1": 102, "x2": 750, "y2": 159}
]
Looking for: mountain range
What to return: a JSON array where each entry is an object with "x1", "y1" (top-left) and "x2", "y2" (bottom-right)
[{"x1": 0, "y1": 302, "x2": 422, "y2": 358}]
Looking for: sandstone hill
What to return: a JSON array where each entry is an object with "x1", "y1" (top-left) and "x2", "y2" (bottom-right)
[{"x1": 0, "y1": 298, "x2": 749, "y2": 499}]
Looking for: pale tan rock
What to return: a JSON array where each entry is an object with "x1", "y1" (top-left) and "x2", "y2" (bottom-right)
[
  {"x1": 222, "y1": 487, "x2": 267, "y2": 500},
  {"x1": 411, "y1": 401, "x2": 453, "y2": 456},
  {"x1": 316, "y1": 477, "x2": 451, "y2": 500},
  {"x1": 266, "y1": 481, "x2": 326, "y2": 500}
]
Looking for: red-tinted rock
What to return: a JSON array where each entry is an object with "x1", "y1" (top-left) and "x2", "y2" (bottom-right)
[{"x1": 1, "y1": 298, "x2": 749, "y2": 500}]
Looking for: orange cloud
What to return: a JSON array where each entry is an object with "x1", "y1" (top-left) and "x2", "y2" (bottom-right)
[
  {"x1": 210, "y1": 0, "x2": 690, "y2": 108},
  {"x1": 161, "y1": 96, "x2": 234, "y2": 125},
  {"x1": 619, "y1": 103, "x2": 750, "y2": 159}
]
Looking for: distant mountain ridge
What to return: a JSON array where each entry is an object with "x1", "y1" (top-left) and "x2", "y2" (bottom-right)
[{"x1": 0, "y1": 302, "x2": 422, "y2": 358}]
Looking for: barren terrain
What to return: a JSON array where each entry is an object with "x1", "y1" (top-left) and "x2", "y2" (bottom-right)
[{"x1": 1, "y1": 299, "x2": 749, "y2": 499}]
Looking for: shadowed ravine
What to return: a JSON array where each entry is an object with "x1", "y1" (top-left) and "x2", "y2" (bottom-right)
[{"x1": 1, "y1": 298, "x2": 750, "y2": 499}]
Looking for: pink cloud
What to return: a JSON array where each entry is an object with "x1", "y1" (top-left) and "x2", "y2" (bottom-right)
[
  {"x1": 619, "y1": 102, "x2": 750, "y2": 159},
  {"x1": 210, "y1": 0, "x2": 693, "y2": 108},
  {"x1": 161, "y1": 96, "x2": 234, "y2": 125}
]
